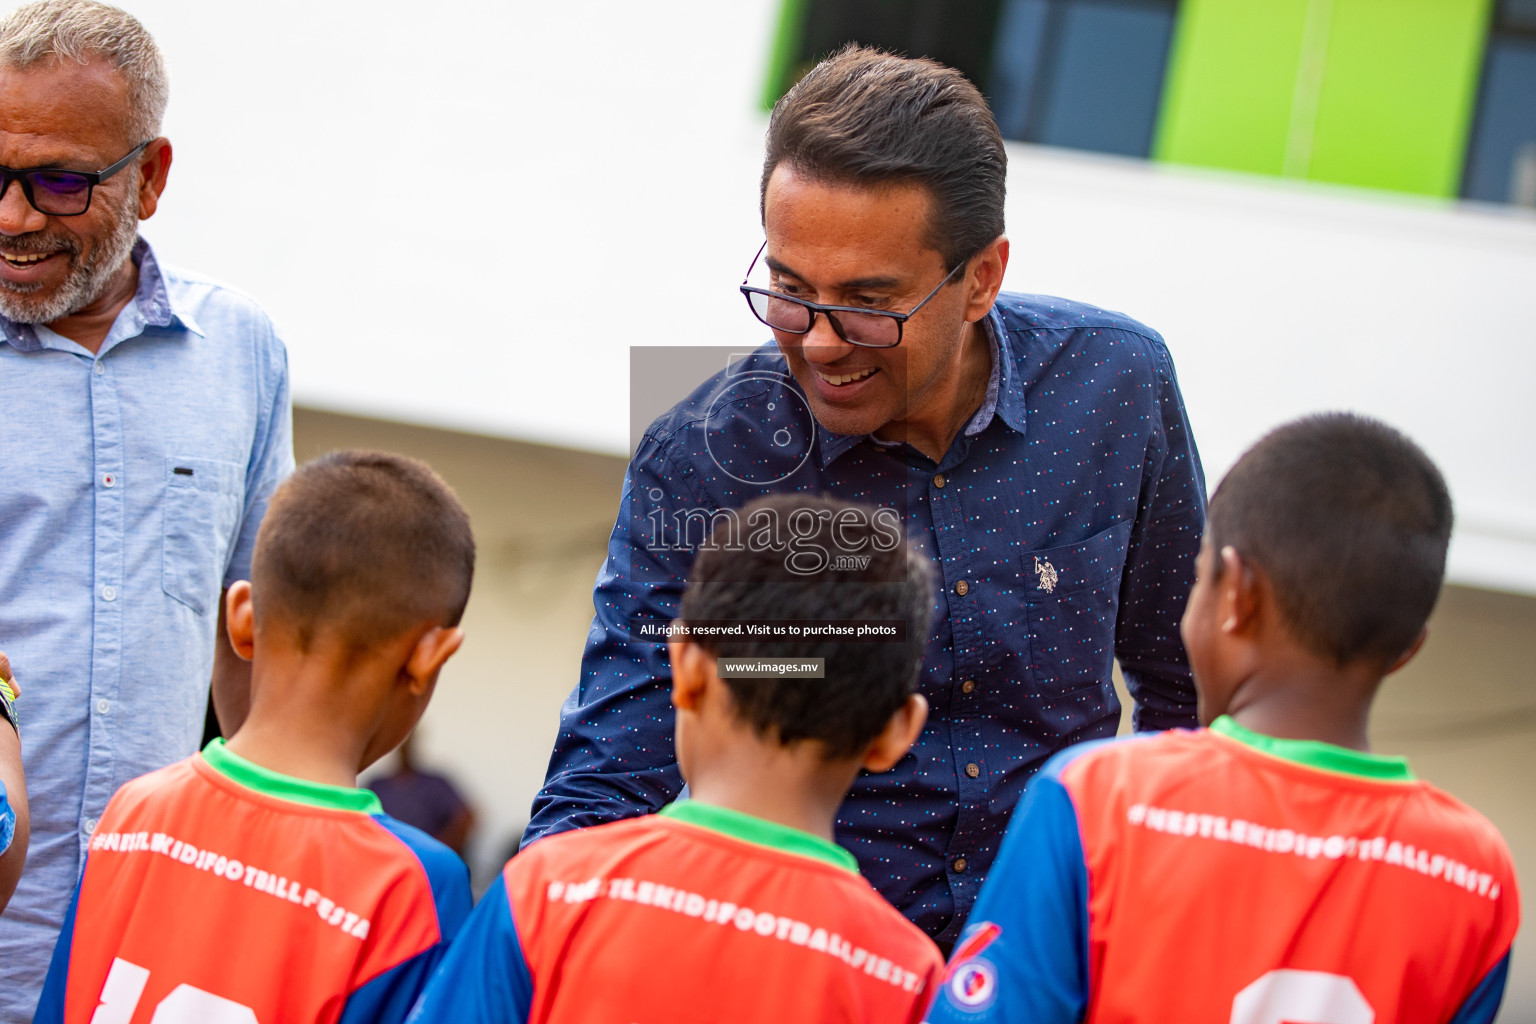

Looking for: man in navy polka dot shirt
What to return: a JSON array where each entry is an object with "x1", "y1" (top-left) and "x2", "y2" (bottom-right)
[{"x1": 526, "y1": 45, "x2": 1206, "y2": 951}]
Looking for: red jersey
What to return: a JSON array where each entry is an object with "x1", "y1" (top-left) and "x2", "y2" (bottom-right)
[
  {"x1": 36, "y1": 740, "x2": 470, "y2": 1024},
  {"x1": 408, "y1": 801, "x2": 944, "y2": 1023},
  {"x1": 927, "y1": 719, "x2": 1520, "y2": 1024}
]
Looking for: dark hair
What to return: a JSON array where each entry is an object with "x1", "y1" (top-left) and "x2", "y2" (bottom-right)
[
  {"x1": 761, "y1": 44, "x2": 1006, "y2": 269},
  {"x1": 252, "y1": 450, "x2": 475, "y2": 651},
  {"x1": 1208, "y1": 413, "x2": 1452, "y2": 666},
  {"x1": 679, "y1": 494, "x2": 934, "y2": 758}
]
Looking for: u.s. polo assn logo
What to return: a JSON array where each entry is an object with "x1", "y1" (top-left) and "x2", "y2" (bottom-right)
[{"x1": 1033, "y1": 556, "x2": 1059, "y2": 593}]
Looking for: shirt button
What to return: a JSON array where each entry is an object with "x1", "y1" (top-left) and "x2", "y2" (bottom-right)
[
  {"x1": 965, "y1": 762, "x2": 980, "y2": 778},
  {"x1": 96, "y1": 699, "x2": 111, "y2": 715},
  {"x1": 101, "y1": 585, "x2": 117, "y2": 601},
  {"x1": 102, "y1": 473, "x2": 115, "y2": 488},
  {"x1": 93, "y1": 361, "x2": 105, "y2": 376},
  {"x1": 84, "y1": 818, "x2": 98, "y2": 834},
  {"x1": 954, "y1": 580, "x2": 969, "y2": 596},
  {"x1": 933, "y1": 473, "x2": 947, "y2": 489},
  {"x1": 962, "y1": 679, "x2": 977, "y2": 694},
  {"x1": 953, "y1": 858, "x2": 968, "y2": 873}
]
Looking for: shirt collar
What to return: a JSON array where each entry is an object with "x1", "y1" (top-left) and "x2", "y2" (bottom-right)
[
  {"x1": 132, "y1": 238, "x2": 202, "y2": 336},
  {"x1": 1210, "y1": 715, "x2": 1416, "y2": 782},
  {"x1": 816, "y1": 304, "x2": 1026, "y2": 467},
  {"x1": 200, "y1": 738, "x2": 384, "y2": 814},
  {"x1": 0, "y1": 237, "x2": 203, "y2": 354},
  {"x1": 659, "y1": 800, "x2": 860, "y2": 873}
]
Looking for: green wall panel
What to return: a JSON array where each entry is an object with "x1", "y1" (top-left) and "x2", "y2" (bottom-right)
[
  {"x1": 764, "y1": 0, "x2": 812, "y2": 110},
  {"x1": 1155, "y1": 0, "x2": 1494, "y2": 197},
  {"x1": 1307, "y1": 0, "x2": 1493, "y2": 196},
  {"x1": 1154, "y1": 0, "x2": 1313, "y2": 176}
]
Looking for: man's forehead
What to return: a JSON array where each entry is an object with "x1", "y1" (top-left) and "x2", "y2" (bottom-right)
[
  {"x1": 762, "y1": 165, "x2": 947, "y2": 280},
  {"x1": 764, "y1": 162, "x2": 935, "y2": 216},
  {"x1": 0, "y1": 56, "x2": 135, "y2": 156}
]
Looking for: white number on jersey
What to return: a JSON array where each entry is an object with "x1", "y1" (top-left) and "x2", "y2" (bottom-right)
[
  {"x1": 1231, "y1": 969, "x2": 1375, "y2": 1024},
  {"x1": 91, "y1": 958, "x2": 259, "y2": 1024},
  {"x1": 90, "y1": 958, "x2": 149, "y2": 1024}
]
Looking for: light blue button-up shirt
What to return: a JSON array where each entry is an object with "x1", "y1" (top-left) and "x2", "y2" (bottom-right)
[{"x1": 0, "y1": 239, "x2": 294, "y2": 1021}]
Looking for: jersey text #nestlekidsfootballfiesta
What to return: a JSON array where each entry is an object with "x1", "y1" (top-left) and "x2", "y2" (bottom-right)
[
  {"x1": 409, "y1": 801, "x2": 943, "y2": 1023},
  {"x1": 35, "y1": 740, "x2": 470, "y2": 1024},
  {"x1": 926, "y1": 718, "x2": 1519, "y2": 1024}
]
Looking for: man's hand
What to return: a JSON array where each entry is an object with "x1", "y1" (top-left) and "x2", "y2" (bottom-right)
[
  {"x1": 0, "y1": 649, "x2": 29, "y2": 913},
  {"x1": 210, "y1": 589, "x2": 253, "y2": 739}
]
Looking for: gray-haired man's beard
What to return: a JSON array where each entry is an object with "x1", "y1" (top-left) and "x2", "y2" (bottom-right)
[{"x1": 0, "y1": 191, "x2": 141, "y2": 326}]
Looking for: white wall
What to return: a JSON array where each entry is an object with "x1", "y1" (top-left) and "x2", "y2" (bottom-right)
[
  {"x1": 113, "y1": 0, "x2": 782, "y2": 451},
  {"x1": 103, "y1": 0, "x2": 1536, "y2": 594},
  {"x1": 999, "y1": 150, "x2": 1536, "y2": 597}
]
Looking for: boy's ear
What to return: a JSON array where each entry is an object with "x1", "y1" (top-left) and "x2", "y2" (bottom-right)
[
  {"x1": 224, "y1": 581, "x2": 256, "y2": 662},
  {"x1": 862, "y1": 693, "x2": 929, "y2": 774},
  {"x1": 401, "y1": 626, "x2": 464, "y2": 695},
  {"x1": 1386, "y1": 627, "x2": 1428, "y2": 675},
  {"x1": 668, "y1": 637, "x2": 714, "y2": 712},
  {"x1": 1218, "y1": 546, "x2": 1262, "y2": 637}
]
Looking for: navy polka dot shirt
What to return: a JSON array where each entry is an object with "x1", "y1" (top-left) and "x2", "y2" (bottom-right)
[{"x1": 526, "y1": 292, "x2": 1207, "y2": 945}]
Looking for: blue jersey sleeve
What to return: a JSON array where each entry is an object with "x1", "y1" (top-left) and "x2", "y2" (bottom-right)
[
  {"x1": 924, "y1": 746, "x2": 1095, "y2": 1024},
  {"x1": 341, "y1": 816, "x2": 474, "y2": 1024},
  {"x1": 340, "y1": 947, "x2": 451, "y2": 1024},
  {"x1": 33, "y1": 873, "x2": 83, "y2": 1024},
  {"x1": 371, "y1": 814, "x2": 474, "y2": 941},
  {"x1": 0, "y1": 777, "x2": 14, "y2": 857},
  {"x1": 1445, "y1": 954, "x2": 1511, "y2": 1024},
  {"x1": 407, "y1": 874, "x2": 534, "y2": 1024}
]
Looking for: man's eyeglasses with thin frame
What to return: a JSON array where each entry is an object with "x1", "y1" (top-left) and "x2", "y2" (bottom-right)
[
  {"x1": 739, "y1": 241, "x2": 966, "y2": 349},
  {"x1": 0, "y1": 139, "x2": 152, "y2": 217}
]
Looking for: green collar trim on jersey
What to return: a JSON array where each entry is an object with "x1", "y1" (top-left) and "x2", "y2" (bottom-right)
[
  {"x1": 1212, "y1": 716, "x2": 1415, "y2": 782},
  {"x1": 660, "y1": 801, "x2": 860, "y2": 873},
  {"x1": 202, "y1": 739, "x2": 384, "y2": 814}
]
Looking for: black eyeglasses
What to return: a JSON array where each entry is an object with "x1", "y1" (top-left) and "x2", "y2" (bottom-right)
[
  {"x1": 739, "y1": 242, "x2": 966, "y2": 349},
  {"x1": 0, "y1": 139, "x2": 151, "y2": 217}
]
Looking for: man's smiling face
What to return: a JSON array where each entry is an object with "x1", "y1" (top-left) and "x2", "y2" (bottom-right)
[
  {"x1": 0, "y1": 57, "x2": 145, "y2": 325},
  {"x1": 760, "y1": 164, "x2": 975, "y2": 444}
]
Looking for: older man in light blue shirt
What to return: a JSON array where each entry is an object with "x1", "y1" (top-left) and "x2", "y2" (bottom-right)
[{"x1": 0, "y1": 3, "x2": 294, "y2": 1017}]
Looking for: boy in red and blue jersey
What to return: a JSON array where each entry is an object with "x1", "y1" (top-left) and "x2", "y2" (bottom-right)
[
  {"x1": 926, "y1": 414, "x2": 1520, "y2": 1024},
  {"x1": 36, "y1": 451, "x2": 477, "y2": 1024},
  {"x1": 409, "y1": 494, "x2": 945, "y2": 1023}
]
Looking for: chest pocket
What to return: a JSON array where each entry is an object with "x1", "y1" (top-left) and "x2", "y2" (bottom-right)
[
  {"x1": 162, "y1": 456, "x2": 245, "y2": 615},
  {"x1": 1022, "y1": 518, "x2": 1133, "y2": 691}
]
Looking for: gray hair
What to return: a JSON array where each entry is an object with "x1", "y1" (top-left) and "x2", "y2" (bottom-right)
[{"x1": 0, "y1": 0, "x2": 167, "y2": 142}]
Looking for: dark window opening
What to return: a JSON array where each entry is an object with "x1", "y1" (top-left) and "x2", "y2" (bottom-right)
[
  {"x1": 783, "y1": 0, "x2": 1004, "y2": 104},
  {"x1": 990, "y1": 0, "x2": 1177, "y2": 158},
  {"x1": 1462, "y1": 0, "x2": 1536, "y2": 206},
  {"x1": 773, "y1": 0, "x2": 1179, "y2": 162}
]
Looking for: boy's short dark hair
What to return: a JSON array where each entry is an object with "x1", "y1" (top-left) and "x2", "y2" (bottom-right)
[
  {"x1": 252, "y1": 451, "x2": 475, "y2": 651},
  {"x1": 1209, "y1": 413, "x2": 1452, "y2": 666},
  {"x1": 679, "y1": 494, "x2": 934, "y2": 759},
  {"x1": 762, "y1": 44, "x2": 1006, "y2": 269}
]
